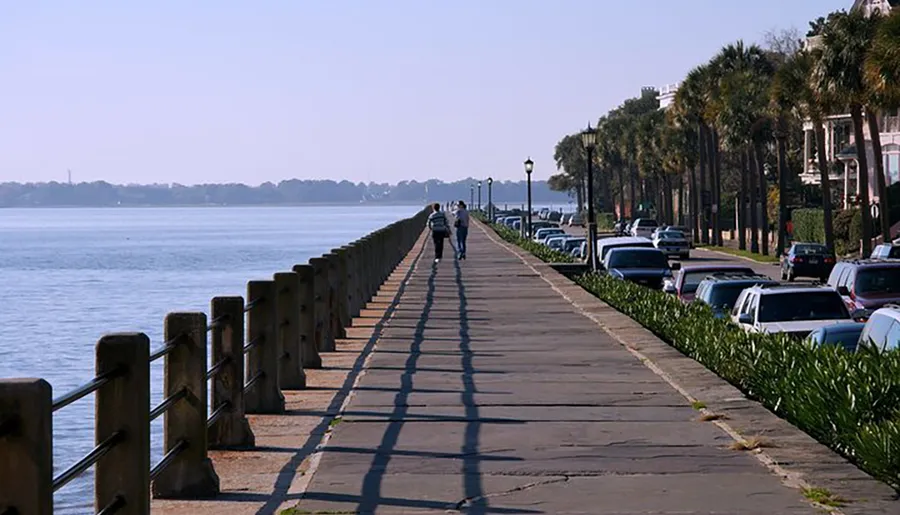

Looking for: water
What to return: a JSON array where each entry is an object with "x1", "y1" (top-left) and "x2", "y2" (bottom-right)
[{"x1": 0, "y1": 205, "x2": 421, "y2": 513}]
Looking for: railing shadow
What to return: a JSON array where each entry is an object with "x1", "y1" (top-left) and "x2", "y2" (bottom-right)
[{"x1": 250, "y1": 235, "x2": 428, "y2": 515}]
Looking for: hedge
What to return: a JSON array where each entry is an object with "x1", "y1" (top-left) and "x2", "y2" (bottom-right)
[
  {"x1": 485, "y1": 216, "x2": 900, "y2": 490},
  {"x1": 478, "y1": 215, "x2": 575, "y2": 263},
  {"x1": 792, "y1": 208, "x2": 826, "y2": 244}
]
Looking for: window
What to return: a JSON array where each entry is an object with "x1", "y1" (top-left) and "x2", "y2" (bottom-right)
[
  {"x1": 607, "y1": 250, "x2": 668, "y2": 269},
  {"x1": 757, "y1": 292, "x2": 850, "y2": 323},
  {"x1": 884, "y1": 321, "x2": 900, "y2": 351},
  {"x1": 861, "y1": 313, "x2": 894, "y2": 350},
  {"x1": 885, "y1": 154, "x2": 900, "y2": 185},
  {"x1": 827, "y1": 263, "x2": 845, "y2": 286},
  {"x1": 856, "y1": 267, "x2": 900, "y2": 295}
]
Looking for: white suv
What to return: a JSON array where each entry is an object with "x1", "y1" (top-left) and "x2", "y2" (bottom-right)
[
  {"x1": 731, "y1": 284, "x2": 853, "y2": 339},
  {"x1": 858, "y1": 305, "x2": 900, "y2": 351},
  {"x1": 630, "y1": 218, "x2": 659, "y2": 239}
]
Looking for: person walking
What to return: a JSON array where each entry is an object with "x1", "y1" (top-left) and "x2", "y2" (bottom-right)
[
  {"x1": 455, "y1": 200, "x2": 470, "y2": 259},
  {"x1": 427, "y1": 202, "x2": 450, "y2": 263}
]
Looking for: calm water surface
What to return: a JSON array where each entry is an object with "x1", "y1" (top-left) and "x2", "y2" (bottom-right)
[{"x1": 0, "y1": 205, "x2": 420, "y2": 513}]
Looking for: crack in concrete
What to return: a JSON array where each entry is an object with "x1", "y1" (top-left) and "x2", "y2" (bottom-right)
[{"x1": 454, "y1": 475, "x2": 570, "y2": 511}]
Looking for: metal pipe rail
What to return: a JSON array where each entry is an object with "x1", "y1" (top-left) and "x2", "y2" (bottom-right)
[{"x1": 0, "y1": 207, "x2": 430, "y2": 514}]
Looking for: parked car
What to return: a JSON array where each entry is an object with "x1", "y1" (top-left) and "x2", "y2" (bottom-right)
[
  {"x1": 870, "y1": 243, "x2": 900, "y2": 260},
  {"x1": 629, "y1": 218, "x2": 659, "y2": 239},
  {"x1": 530, "y1": 221, "x2": 559, "y2": 232},
  {"x1": 533, "y1": 227, "x2": 565, "y2": 243},
  {"x1": 604, "y1": 247, "x2": 678, "y2": 289},
  {"x1": 694, "y1": 273, "x2": 778, "y2": 318},
  {"x1": 564, "y1": 237, "x2": 586, "y2": 256},
  {"x1": 652, "y1": 230, "x2": 690, "y2": 260},
  {"x1": 731, "y1": 284, "x2": 853, "y2": 339},
  {"x1": 595, "y1": 236, "x2": 655, "y2": 265},
  {"x1": 780, "y1": 242, "x2": 835, "y2": 282},
  {"x1": 807, "y1": 323, "x2": 866, "y2": 352},
  {"x1": 502, "y1": 216, "x2": 521, "y2": 228},
  {"x1": 857, "y1": 305, "x2": 900, "y2": 351},
  {"x1": 545, "y1": 235, "x2": 570, "y2": 252},
  {"x1": 568, "y1": 213, "x2": 584, "y2": 227},
  {"x1": 549, "y1": 211, "x2": 563, "y2": 222},
  {"x1": 827, "y1": 260, "x2": 900, "y2": 312},
  {"x1": 663, "y1": 265, "x2": 756, "y2": 303},
  {"x1": 538, "y1": 208, "x2": 551, "y2": 220},
  {"x1": 561, "y1": 213, "x2": 573, "y2": 225}
]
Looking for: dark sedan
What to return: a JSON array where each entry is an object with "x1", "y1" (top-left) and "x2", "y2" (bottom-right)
[
  {"x1": 781, "y1": 242, "x2": 835, "y2": 282},
  {"x1": 807, "y1": 322, "x2": 866, "y2": 352},
  {"x1": 604, "y1": 247, "x2": 677, "y2": 289}
]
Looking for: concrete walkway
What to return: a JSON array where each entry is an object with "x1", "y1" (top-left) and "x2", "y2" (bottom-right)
[{"x1": 290, "y1": 223, "x2": 824, "y2": 514}]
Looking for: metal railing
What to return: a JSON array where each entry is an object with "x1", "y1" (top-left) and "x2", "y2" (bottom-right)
[{"x1": 0, "y1": 208, "x2": 430, "y2": 515}]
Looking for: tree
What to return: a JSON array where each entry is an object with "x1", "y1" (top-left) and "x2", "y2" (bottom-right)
[
  {"x1": 814, "y1": 10, "x2": 880, "y2": 256},
  {"x1": 866, "y1": 10, "x2": 900, "y2": 239}
]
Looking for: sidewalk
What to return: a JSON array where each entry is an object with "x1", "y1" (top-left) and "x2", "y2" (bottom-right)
[{"x1": 289, "y1": 224, "x2": 826, "y2": 514}]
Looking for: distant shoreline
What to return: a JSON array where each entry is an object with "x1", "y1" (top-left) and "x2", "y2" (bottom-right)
[{"x1": 0, "y1": 200, "x2": 570, "y2": 209}]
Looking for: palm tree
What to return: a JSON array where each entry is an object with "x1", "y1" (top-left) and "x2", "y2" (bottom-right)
[
  {"x1": 866, "y1": 10, "x2": 900, "y2": 240},
  {"x1": 713, "y1": 42, "x2": 775, "y2": 254},
  {"x1": 773, "y1": 50, "x2": 835, "y2": 253},
  {"x1": 814, "y1": 10, "x2": 880, "y2": 256},
  {"x1": 552, "y1": 134, "x2": 587, "y2": 212},
  {"x1": 673, "y1": 67, "x2": 711, "y2": 246}
]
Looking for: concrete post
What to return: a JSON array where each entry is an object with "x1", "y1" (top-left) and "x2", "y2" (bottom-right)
[
  {"x1": 323, "y1": 253, "x2": 345, "y2": 339},
  {"x1": 343, "y1": 245, "x2": 359, "y2": 319},
  {"x1": 354, "y1": 239, "x2": 368, "y2": 313},
  {"x1": 307, "y1": 258, "x2": 334, "y2": 352},
  {"x1": 332, "y1": 249, "x2": 351, "y2": 334},
  {"x1": 96, "y1": 333, "x2": 151, "y2": 513},
  {"x1": 293, "y1": 264, "x2": 322, "y2": 368},
  {"x1": 0, "y1": 379, "x2": 52, "y2": 515},
  {"x1": 274, "y1": 272, "x2": 306, "y2": 390},
  {"x1": 245, "y1": 281, "x2": 285, "y2": 414},
  {"x1": 208, "y1": 297, "x2": 255, "y2": 449},
  {"x1": 152, "y1": 314, "x2": 219, "y2": 498}
]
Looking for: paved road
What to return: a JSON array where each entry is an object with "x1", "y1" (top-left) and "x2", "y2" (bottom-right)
[{"x1": 291, "y1": 223, "x2": 819, "y2": 514}]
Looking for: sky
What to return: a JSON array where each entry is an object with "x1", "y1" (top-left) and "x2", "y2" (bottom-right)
[{"x1": 0, "y1": 0, "x2": 850, "y2": 186}]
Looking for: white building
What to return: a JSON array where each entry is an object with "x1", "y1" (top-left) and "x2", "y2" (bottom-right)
[
  {"x1": 801, "y1": 0, "x2": 900, "y2": 207},
  {"x1": 658, "y1": 83, "x2": 679, "y2": 110}
]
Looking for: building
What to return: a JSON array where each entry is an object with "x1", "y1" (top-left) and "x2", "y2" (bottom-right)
[
  {"x1": 658, "y1": 83, "x2": 679, "y2": 110},
  {"x1": 801, "y1": 0, "x2": 900, "y2": 208}
]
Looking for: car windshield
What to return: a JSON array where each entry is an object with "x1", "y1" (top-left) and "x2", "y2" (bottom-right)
[
  {"x1": 707, "y1": 283, "x2": 761, "y2": 310},
  {"x1": 638, "y1": 220, "x2": 658, "y2": 227},
  {"x1": 757, "y1": 292, "x2": 850, "y2": 323},
  {"x1": 608, "y1": 250, "x2": 668, "y2": 269},
  {"x1": 856, "y1": 267, "x2": 900, "y2": 294},
  {"x1": 658, "y1": 231, "x2": 685, "y2": 240},
  {"x1": 794, "y1": 244, "x2": 828, "y2": 255}
]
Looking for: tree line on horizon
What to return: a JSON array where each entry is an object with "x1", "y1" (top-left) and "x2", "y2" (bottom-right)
[
  {"x1": 0, "y1": 178, "x2": 570, "y2": 207},
  {"x1": 550, "y1": 5, "x2": 900, "y2": 257}
]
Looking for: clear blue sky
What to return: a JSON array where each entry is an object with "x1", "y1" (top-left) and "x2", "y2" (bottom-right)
[{"x1": 0, "y1": 0, "x2": 848, "y2": 185}]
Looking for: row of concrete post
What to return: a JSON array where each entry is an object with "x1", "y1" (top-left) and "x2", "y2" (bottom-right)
[{"x1": 0, "y1": 209, "x2": 429, "y2": 515}]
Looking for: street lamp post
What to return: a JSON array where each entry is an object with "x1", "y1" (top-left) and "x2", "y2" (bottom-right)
[
  {"x1": 470, "y1": 185, "x2": 475, "y2": 209},
  {"x1": 524, "y1": 158, "x2": 534, "y2": 238},
  {"x1": 581, "y1": 123, "x2": 598, "y2": 272},
  {"x1": 477, "y1": 181, "x2": 482, "y2": 212},
  {"x1": 487, "y1": 177, "x2": 494, "y2": 221}
]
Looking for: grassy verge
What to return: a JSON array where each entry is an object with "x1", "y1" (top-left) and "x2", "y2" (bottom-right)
[
  {"x1": 482, "y1": 217, "x2": 900, "y2": 490},
  {"x1": 697, "y1": 245, "x2": 780, "y2": 264}
]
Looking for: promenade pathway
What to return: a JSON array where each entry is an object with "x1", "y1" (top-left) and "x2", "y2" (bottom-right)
[{"x1": 290, "y1": 222, "x2": 820, "y2": 514}]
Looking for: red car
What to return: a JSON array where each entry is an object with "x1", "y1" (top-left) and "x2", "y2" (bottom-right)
[{"x1": 664, "y1": 265, "x2": 756, "y2": 303}]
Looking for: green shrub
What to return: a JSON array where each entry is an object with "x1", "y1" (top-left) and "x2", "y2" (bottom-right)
[
  {"x1": 834, "y1": 208, "x2": 862, "y2": 256},
  {"x1": 573, "y1": 273, "x2": 900, "y2": 489},
  {"x1": 792, "y1": 208, "x2": 826, "y2": 244}
]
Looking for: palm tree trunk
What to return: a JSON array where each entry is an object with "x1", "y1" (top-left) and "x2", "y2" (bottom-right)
[
  {"x1": 755, "y1": 144, "x2": 769, "y2": 256},
  {"x1": 776, "y1": 131, "x2": 789, "y2": 257},
  {"x1": 575, "y1": 180, "x2": 584, "y2": 215},
  {"x1": 712, "y1": 128, "x2": 723, "y2": 246},
  {"x1": 690, "y1": 166, "x2": 700, "y2": 244},
  {"x1": 698, "y1": 124, "x2": 709, "y2": 244},
  {"x1": 618, "y1": 167, "x2": 626, "y2": 218},
  {"x1": 748, "y1": 147, "x2": 759, "y2": 253},
  {"x1": 629, "y1": 165, "x2": 637, "y2": 218},
  {"x1": 851, "y1": 104, "x2": 872, "y2": 256},
  {"x1": 738, "y1": 150, "x2": 748, "y2": 250},
  {"x1": 707, "y1": 128, "x2": 719, "y2": 246},
  {"x1": 814, "y1": 122, "x2": 835, "y2": 253},
  {"x1": 866, "y1": 107, "x2": 891, "y2": 241}
]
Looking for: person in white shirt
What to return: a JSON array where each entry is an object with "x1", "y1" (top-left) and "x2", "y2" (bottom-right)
[{"x1": 455, "y1": 201, "x2": 470, "y2": 260}]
